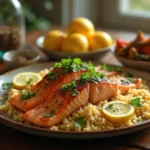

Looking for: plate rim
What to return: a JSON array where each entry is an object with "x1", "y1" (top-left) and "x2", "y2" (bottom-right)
[{"x1": 0, "y1": 62, "x2": 150, "y2": 139}]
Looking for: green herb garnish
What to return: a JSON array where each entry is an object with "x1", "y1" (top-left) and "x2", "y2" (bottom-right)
[
  {"x1": 2, "y1": 82, "x2": 12, "y2": 90},
  {"x1": 79, "y1": 73, "x2": 91, "y2": 84},
  {"x1": 43, "y1": 110, "x2": 55, "y2": 118},
  {"x1": 47, "y1": 72, "x2": 58, "y2": 81},
  {"x1": 72, "y1": 90, "x2": 80, "y2": 96},
  {"x1": 54, "y1": 58, "x2": 94, "y2": 73},
  {"x1": 106, "y1": 104, "x2": 113, "y2": 110},
  {"x1": 130, "y1": 97, "x2": 142, "y2": 107},
  {"x1": 91, "y1": 72, "x2": 105, "y2": 83},
  {"x1": 21, "y1": 91, "x2": 36, "y2": 100},
  {"x1": 100, "y1": 64, "x2": 121, "y2": 73},
  {"x1": 26, "y1": 78, "x2": 33, "y2": 84},
  {"x1": 74, "y1": 117, "x2": 87, "y2": 128},
  {"x1": 121, "y1": 78, "x2": 135, "y2": 84},
  {"x1": 0, "y1": 97, "x2": 8, "y2": 106}
]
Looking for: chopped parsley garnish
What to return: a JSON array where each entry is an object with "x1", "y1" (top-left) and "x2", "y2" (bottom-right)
[
  {"x1": 47, "y1": 72, "x2": 58, "y2": 81},
  {"x1": 54, "y1": 58, "x2": 94, "y2": 73},
  {"x1": 74, "y1": 117, "x2": 87, "y2": 128},
  {"x1": 43, "y1": 110, "x2": 55, "y2": 118},
  {"x1": 61, "y1": 80, "x2": 77, "y2": 93},
  {"x1": 91, "y1": 72, "x2": 105, "y2": 83},
  {"x1": 79, "y1": 72, "x2": 105, "y2": 84},
  {"x1": 100, "y1": 64, "x2": 121, "y2": 73},
  {"x1": 21, "y1": 91, "x2": 36, "y2": 100},
  {"x1": 79, "y1": 73, "x2": 91, "y2": 84},
  {"x1": 106, "y1": 104, "x2": 113, "y2": 110},
  {"x1": 26, "y1": 78, "x2": 33, "y2": 84},
  {"x1": 121, "y1": 78, "x2": 135, "y2": 84},
  {"x1": 61, "y1": 80, "x2": 79, "y2": 96},
  {"x1": 0, "y1": 97, "x2": 8, "y2": 106},
  {"x1": 2, "y1": 82, "x2": 12, "y2": 90},
  {"x1": 72, "y1": 90, "x2": 80, "y2": 97},
  {"x1": 130, "y1": 97, "x2": 142, "y2": 107}
]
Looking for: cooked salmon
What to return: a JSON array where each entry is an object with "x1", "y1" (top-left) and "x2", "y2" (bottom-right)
[
  {"x1": 112, "y1": 77, "x2": 142, "y2": 94},
  {"x1": 10, "y1": 69, "x2": 83, "y2": 112},
  {"x1": 89, "y1": 77, "x2": 142, "y2": 104},
  {"x1": 23, "y1": 81, "x2": 90, "y2": 127},
  {"x1": 89, "y1": 79, "x2": 118, "y2": 104}
]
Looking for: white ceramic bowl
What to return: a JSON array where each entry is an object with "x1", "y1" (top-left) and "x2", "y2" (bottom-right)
[
  {"x1": 36, "y1": 36, "x2": 115, "y2": 60},
  {"x1": 115, "y1": 54, "x2": 150, "y2": 72},
  {"x1": 2, "y1": 50, "x2": 40, "y2": 69}
]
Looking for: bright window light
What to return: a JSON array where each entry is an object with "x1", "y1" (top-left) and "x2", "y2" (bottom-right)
[{"x1": 119, "y1": 0, "x2": 150, "y2": 18}]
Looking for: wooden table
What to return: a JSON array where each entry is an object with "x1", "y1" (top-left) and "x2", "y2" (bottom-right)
[{"x1": 0, "y1": 29, "x2": 150, "y2": 150}]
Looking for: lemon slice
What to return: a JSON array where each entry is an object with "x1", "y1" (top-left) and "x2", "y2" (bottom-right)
[
  {"x1": 102, "y1": 101, "x2": 134, "y2": 123},
  {"x1": 13, "y1": 72, "x2": 42, "y2": 89}
]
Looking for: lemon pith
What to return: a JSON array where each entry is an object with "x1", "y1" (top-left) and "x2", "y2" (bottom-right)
[
  {"x1": 13, "y1": 72, "x2": 42, "y2": 89},
  {"x1": 102, "y1": 101, "x2": 134, "y2": 123}
]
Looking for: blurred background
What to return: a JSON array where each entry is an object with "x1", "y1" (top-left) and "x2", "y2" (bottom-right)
[{"x1": 8, "y1": 0, "x2": 150, "y2": 32}]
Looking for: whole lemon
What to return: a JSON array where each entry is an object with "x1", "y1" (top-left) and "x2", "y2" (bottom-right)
[
  {"x1": 89, "y1": 31, "x2": 113, "y2": 51},
  {"x1": 61, "y1": 33, "x2": 89, "y2": 53},
  {"x1": 67, "y1": 17, "x2": 95, "y2": 39},
  {"x1": 43, "y1": 30, "x2": 67, "y2": 51}
]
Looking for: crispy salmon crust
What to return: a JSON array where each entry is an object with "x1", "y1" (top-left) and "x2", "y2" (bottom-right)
[
  {"x1": 23, "y1": 83, "x2": 90, "y2": 127},
  {"x1": 10, "y1": 69, "x2": 84, "y2": 112}
]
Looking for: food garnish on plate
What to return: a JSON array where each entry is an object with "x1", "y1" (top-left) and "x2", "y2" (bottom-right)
[
  {"x1": 0, "y1": 58, "x2": 150, "y2": 131},
  {"x1": 115, "y1": 31, "x2": 150, "y2": 61}
]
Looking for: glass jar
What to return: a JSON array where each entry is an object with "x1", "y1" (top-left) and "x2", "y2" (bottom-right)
[{"x1": 0, "y1": 0, "x2": 25, "y2": 52}]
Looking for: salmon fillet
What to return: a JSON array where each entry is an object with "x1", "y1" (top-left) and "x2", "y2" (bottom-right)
[
  {"x1": 112, "y1": 77, "x2": 142, "y2": 94},
  {"x1": 23, "y1": 82, "x2": 90, "y2": 127},
  {"x1": 10, "y1": 69, "x2": 83, "y2": 112},
  {"x1": 89, "y1": 77, "x2": 142, "y2": 104},
  {"x1": 89, "y1": 79, "x2": 118, "y2": 104}
]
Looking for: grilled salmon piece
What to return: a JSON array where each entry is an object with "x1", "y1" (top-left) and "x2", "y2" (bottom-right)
[
  {"x1": 117, "y1": 78, "x2": 142, "y2": 94},
  {"x1": 89, "y1": 77, "x2": 142, "y2": 104},
  {"x1": 10, "y1": 69, "x2": 83, "y2": 112},
  {"x1": 23, "y1": 82, "x2": 90, "y2": 127},
  {"x1": 89, "y1": 79, "x2": 118, "y2": 104}
]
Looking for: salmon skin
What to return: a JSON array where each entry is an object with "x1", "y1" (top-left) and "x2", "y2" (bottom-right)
[
  {"x1": 89, "y1": 77, "x2": 142, "y2": 104},
  {"x1": 23, "y1": 81, "x2": 90, "y2": 127},
  {"x1": 10, "y1": 68, "x2": 83, "y2": 112}
]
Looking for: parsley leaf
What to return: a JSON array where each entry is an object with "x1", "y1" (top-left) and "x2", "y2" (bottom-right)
[
  {"x1": 43, "y1": 110, "x2": 55, "y2": 118},
  {"x1": 130, "y1": 97, "x2": 142, "y2": 107},
  {"x1": 2, "y1": 82, "x2": 12, "y2": 90},
  {"x1": 121, "y1": 78, "x2": 135, "y2": 84},
  {"x1": 21, "y1": 91, "x2": 36, "y2": 100},
  {"x1": 72, "y1": 90, "x2": 80, "y2": 96},
  {"x1": 26, "y1": 78, "x2": 33, "y2": 84},
  {"x1": 100, "y1": 64, "x2": 121, "y2": 73},
  {"x1": 74, "y1": 117, "x2": 87, "y2": 128},
  {"x1": 91, "y1": 72, "x2": 105, "y2": 83},
  {"x1": 47, "y1": 72, "x2": 58, "y2": 81},
  {"x1": 79, "y1": 73, "x2": 91, "y2": 84}
]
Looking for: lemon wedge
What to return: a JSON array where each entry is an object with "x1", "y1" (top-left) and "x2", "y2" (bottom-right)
[
  {"x1": 13, "y1": 72, "x2": 42, "y2": 89},
  {"x1": 102, "y1": 101, "x2": 134, "y2": 123}
]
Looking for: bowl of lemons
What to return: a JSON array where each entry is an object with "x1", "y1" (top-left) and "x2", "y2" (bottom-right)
[{"x1": 36, "y1": 17, "x2": 114, "y2": 60}]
